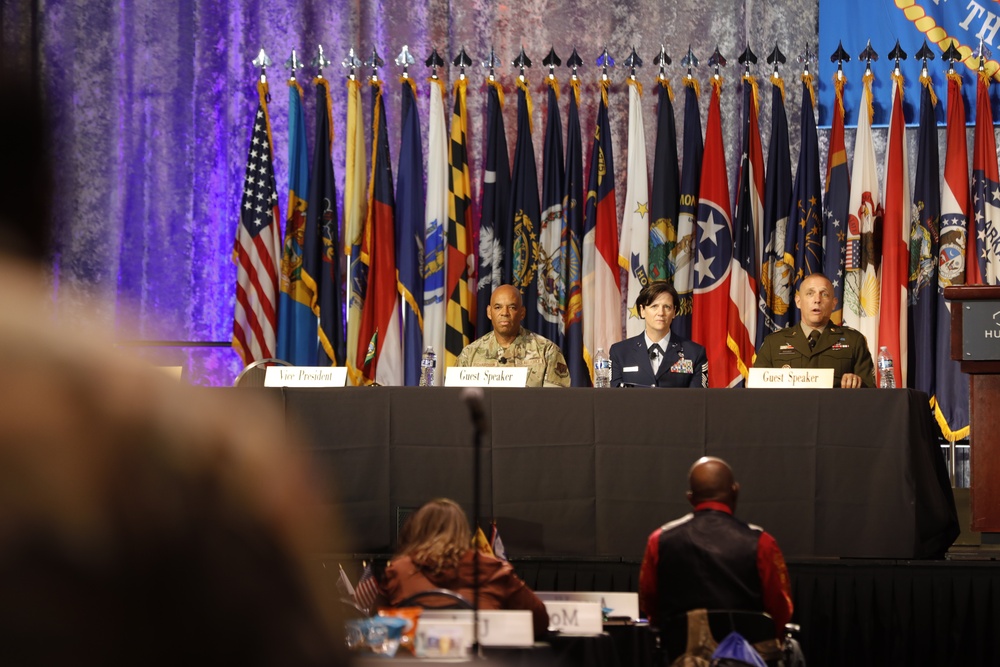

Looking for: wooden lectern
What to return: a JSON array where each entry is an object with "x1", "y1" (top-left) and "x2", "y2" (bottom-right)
[{"x1": 944, "y1": 285, "x2": 1000, "y2": 532}]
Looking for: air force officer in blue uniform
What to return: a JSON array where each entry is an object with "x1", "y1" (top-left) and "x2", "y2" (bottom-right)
[{"x1": 610, "y1": 282, "x2": 708, "y2": 388}]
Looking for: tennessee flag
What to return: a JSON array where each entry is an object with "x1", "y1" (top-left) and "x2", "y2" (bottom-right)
[
  {"x1": 971, "y1": 65, "x2": 1000, "y2": 284},
  {"x1": 728, "y1": 73, "x2": 762, "y2": 382},
  {"x1": 692, "y1": 75, "x2": 732, "y2": 387},
  {"x1": 344, "y1": 76, "x2": 368, "y2": 383},
  {"x1": 843, "y1": 68, "x2": 881, "y2": 361},
  {"x1": 356, "y1": 79, "x2": 402, "y2": 385},
  {"x1": 422, "y1": 76, "x2": 449, "y2": 384},
  {"x1": 445, "y1": 78, "x2": 475, "y2": 366},
  {"x1": 619, "y1": 77, "x2": 650, "y2": 336},
  {"x1": 582, "y1": 78, "x2": 621, "y2": 376},
  {"x1": 878, "y1": 69, "x2": 910, "y2": 387}
]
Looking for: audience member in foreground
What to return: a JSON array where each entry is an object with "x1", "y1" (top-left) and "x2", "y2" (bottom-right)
[{"x1": 380, "y1": 498, "x2": 550, "y2": 637}]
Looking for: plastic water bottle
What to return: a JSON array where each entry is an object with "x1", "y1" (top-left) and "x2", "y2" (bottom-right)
[
  {"x1": 594, "y1": 348, "x2": 612, "y2": 388},
  {"x1": 877, "y1": 346, "x2": 896, "y2": 389},
  {"x1": 419, "y1": 346, "x2": 436, "y2": 387}
]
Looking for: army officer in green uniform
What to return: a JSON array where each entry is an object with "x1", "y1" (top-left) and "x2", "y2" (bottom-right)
[
  {"x1": 754, "y1": 273, "x2": 875, "y2": 388},
  {"x1": 456, "y1": 284, "x2": 571, "y2": 387}
]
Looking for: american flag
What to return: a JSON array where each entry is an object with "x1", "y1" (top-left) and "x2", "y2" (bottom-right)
[
  {"x1": 233, "y1": 81, "x2": 282, "y2": 365},
  {"x1": 354, "y1": 562, "x2": 380, "y2": 613}
]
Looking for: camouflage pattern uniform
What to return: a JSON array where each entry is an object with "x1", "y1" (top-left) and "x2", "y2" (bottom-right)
[{"x1": 456, "y1": 329, "x2": 571, "y2": 387}]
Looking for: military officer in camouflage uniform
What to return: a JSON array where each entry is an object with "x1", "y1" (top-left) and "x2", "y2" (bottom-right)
[
  {"x1": 457, "y1": 284, "x2": 571, "y2": 387},
  {"x1": 754, "y1": 273, "x2": 875, "y2": 388}
]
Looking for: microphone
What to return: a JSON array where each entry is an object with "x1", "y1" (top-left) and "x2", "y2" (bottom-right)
[
  {"x1": 461, "y1": 387, "x2": 487, "y2": 437},
  {"x1": 497, "y1": 348, "x2": 507, "y2": 365}
]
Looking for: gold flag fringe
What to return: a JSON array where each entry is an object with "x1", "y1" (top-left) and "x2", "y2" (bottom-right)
[
  {"x1": 313, "y1": 77, "x2": 335, "y2": 147},
  {"x1": 682, "y1": 74, "x2": 700, "y2": 98},
  {"x1": 657, "y1": 77, "x2": 675, "y2": 102},
  {"x1": 946, "y1": 70, "x2": 964, "y2": 89},
  {"x1": 600, "y1": 77, "x2": 610, "y2": 107},
  {"x1": 710, "y1": 75, "x2": 724, "y2": 96},
  {"x1": 427, "y1": 75, "x2": 446, "y2": 98},
  {"x1": 978, "y1": 69, "x2": 993, "y2": 88},
  {"x1": 919, "y1": 71, "x2": 938, "y2": 107},
  {"x1": 862, "y1": 70, "x2": 874, "y2": 124},
  {"x1": 570, "y1": 77, "x2": 581, "y2": 106},
  {"x1": 801, "y1": 71, "x2": 816, "y2": 109},
  {"x1": 546, "y1": 75, "x2": 560, "y2": 100},
  {"x1": 771, "y1": 73, "x2": 786, "y2": 104},
  {"x1": 486, "y1": 78, "x2": 505, "y2": 108},
  {"x1": 890, "y1": 70, "x2": 905, "y2": 101},
  {"x1": 516, "y1": 77, "x2": 534, "y2": 134},
  {"x1": 399, "y1": 75, "x2": 417, "y2": 97},
  {"x1": 257, "y1": 81, "x2": 276, "y2": 151},
  {"x1": 832, "y1": 73, "x2": 846, "y2": 116},
  {"x1": 627, "y1": 76, "x2": 643, "y2": 97},
  {"x1": 743, "y1": 73, "x2": 759, "y2": 115}
]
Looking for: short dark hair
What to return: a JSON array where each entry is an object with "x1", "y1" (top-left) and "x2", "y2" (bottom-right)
[{"x1": 635, "y1": 281, "x2": 679, "y2": 311}]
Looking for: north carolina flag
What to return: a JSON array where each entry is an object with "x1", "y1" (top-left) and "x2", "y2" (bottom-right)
[
  {"x1": 277, "y1": 78, "x2": 317, "y2": 365},
  {"x1": 445, "y1": 78, "x2": 475, "y2": 366},
  {"x1": 344, "y1": 77, "x2": 368, "y2": 383},
  {"x1": 619, "y1": 78, "x2": 650, "y2": 337},
  {"x1": 671, "y1": 77, "x2": 702, "y2": 340},
  {"x1": 971, "y1": 67, "x2": 1000, "y2": 285},
  {"x1": 507, "y1": 79, "x2": 542, "y2": 331},
  {"x1": 728, "y1": 73, "x2": 762, "y2": 383},
  {"x1": 422, "y1": 76, "x2": 449, "y2": 384},
  {"x1": 304, "y1": 76, "x2": 345, "y2": 366},
  {"x1": 538, "y1": 76, "x2": 565, "y2": 344},
  {"x1": 396, "y1": 77, "x2": 426, "y2": 385},
  {"x1": 878, "y1": 70, "x2": 910, "y2": 388},
  {"x1": 561, "y1": 77, "x2": 588, "y2": 385},
  {"x1": 649, "y1": 78, "x2": 679, "y2": 285},
  {"x1": 933, "y1": 69, "x2": 970, "y2": 441},
  {"x1": 233, "y1": 80, "x2": 281, "y2": 365},
  {"x1": 908, "y1": 71, "x2": 940, "y2": 398},
  {"x1": 477, "y1": 80, "x2": 511, "y2": 336},
  {"x1": 692, "y1": 75, "x2": 732, "y2": 388},
  {"x1": 582, "y1": 79, "x2": 621, "y2": 376},
  {"x1": 758, "y1": 73, "x2": 792, "y2": 343},
  {"x1": 357, "y1": 79, "x2": 402, "y2": 385},
  {"x1": 843, "y1": 69, "x2": 882, "y2": 361},
  {"x1": 822, "y1": 71, "x2": 850, "y2": 326}
]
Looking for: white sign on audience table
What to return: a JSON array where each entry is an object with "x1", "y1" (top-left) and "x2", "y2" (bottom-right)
[
  {"x1": 542, "y1": 600, "x2": 604, "y2": 635},
  {"x1": 416, "y1": 609, "x2": 534, "y2": 651},
  {"x1": 746, "y1": 367, "x2": 834, "y2": 389},
  {"x1": 536, "y1": 591, "x2": 639, "y2": 621},
  {"x1": 444, "y1": 366, "x2": 528, "y2": 387},
  {"x1": 264, "y1": 366, "x2": 348, "y2": 387}
]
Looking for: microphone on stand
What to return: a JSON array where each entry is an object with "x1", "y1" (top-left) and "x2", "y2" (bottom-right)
[
  {"x1": 461, "y1": 387, "x2": 487, "y2": 658},
  {"x1": 497, "y1": 348, "x2": 508, "y2": 365}
]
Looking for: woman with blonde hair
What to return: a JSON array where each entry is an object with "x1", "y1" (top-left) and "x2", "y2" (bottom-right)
[{"x1": 380, "y1": 498, "x2": 549, "y2": 637}]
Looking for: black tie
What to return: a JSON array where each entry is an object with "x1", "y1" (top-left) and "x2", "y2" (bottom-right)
[{"x1": 808, "y1": 330, "x2": 819, "y2": 350}]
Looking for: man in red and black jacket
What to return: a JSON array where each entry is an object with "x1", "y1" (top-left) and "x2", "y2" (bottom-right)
[{"x1": 638, "y1": 456, "x2": 793, "y2": 638}]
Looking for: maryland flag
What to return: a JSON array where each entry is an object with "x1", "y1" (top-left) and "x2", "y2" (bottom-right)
[
  {"x1": 277, "y1": 78, "x2": 317, "y2": 365},
  {"x1": 233, "y1": 80, "x2": 281, "y2": 365},
  {"x1": 538, "y1": 75, "x2": 565, "y2": 344},
  {"x1": 507, "y1": 78, "x2": 542, "y2": 331},
  {"x1": 692, "y1": 75, "x2": 732, "y2": 387},
  {"x1": 561, "y1": 77, "x2": 588, "y2": 385},
  {"x1": 878, "y1": 69, "x2": 910, "y2": 387},
  {"x1": 305, "y1": 76, "x2": 345, "y2": 366},
  {"x1": 356, "y1": 79, "x2": 402, "y2": 385},
  {"x1": 477, "y1": 80, "x2": 511, "y2": 336},
  {"x1": 822, "y1": 70, "x2": 850, "y2": 326},
  {"x1": 619, "y1": 77, "x2": 650, "y2": 337},
  {"x1": 649, "y1": 77, "x2": 679, "y2": 285},
  {"x1": 344, "y1": 76, "x2": 368, "y2": 383},
  {"x1": 671, "y1": 77, "x2": 703, "y2": 340},
  {"x1": 423, "y1": 76, "x2": 449, "y2": 384},
  {"x1": 445, "y1": 78, "x2": 475, "y2": 366}
]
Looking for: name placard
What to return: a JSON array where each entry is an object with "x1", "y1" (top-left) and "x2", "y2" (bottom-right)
[
  {"x1": 542, "y1": 601, "x2": 604, "y2": 635},
  {"x1": 417, "y1": 610, "x2": 534, "y2": 648},
  {"x1": 746, "y1": 367, "x2": 834, "y2": 389},
  {"x1": 263, "y1": 366, "x2": 348, "y2": 387},
  {"x1": 444, "y1": 366, "x2": 528, "y2": 387},
  {"x1": 536, "y1": 591, "x2": 639, "y2": 621}
]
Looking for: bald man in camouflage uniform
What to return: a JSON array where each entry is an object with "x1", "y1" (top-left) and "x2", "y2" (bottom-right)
[{"x1": 456, "y1": 284, "x2": 571, "y2": 387}]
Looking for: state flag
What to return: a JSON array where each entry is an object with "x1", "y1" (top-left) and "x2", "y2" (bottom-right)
[
  {"x1": 538, "y1": 75, "x2": 565, "y2": 343},
  {"x1": 396, "y1": 78, "x2": 426, "y2": 385},
  {"x1": 422, "y1": 76, "x2": 449, "y2": 384},
  {"x1": 619, "y1": 78, "x2": 650, "y2": 337},
  {"x1": 822, "y1": 70, "x2": 850, "y2": 326},
  {"x1": 649, "y1": 77, "x2": 679, "y2": 285},
  {"x1": 671, "y1": 77, "x2": 703, "y2": 340},
  {"x1": 477, "y1": 80, "x2": 511, "y2": 335},
  {"x1": 561, "y1": 77, "x2": 588, "y2": 385}
]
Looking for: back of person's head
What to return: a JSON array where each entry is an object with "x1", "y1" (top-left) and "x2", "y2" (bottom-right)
[
  {"x1": 398, "y1": 498, "x2": 472, "y2": 577},
  {"x1": 687, "y1": 456, "x2": 740, "y2": 509},
  {"x1": 0, "y1": 70, "x2": 51, "y2": 263}
]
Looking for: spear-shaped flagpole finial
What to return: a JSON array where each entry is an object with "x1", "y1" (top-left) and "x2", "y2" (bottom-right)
[
  {"x1": 543, "y1": 47, "x2": 561, "y2": 80},
  {"x1": 624, "y1": 46, "x2": 642, "y2": 80},
  {"x1": 768, "y1": 43, "x2": 786, "y2": 80},
  {"x1": 829, "y1": 40, "x2": 850, "y2": 81},
  {"x1": 597, "y1": 46, "x2": 615, "y2": 81},
  {"x1": 681, "y1": 45, "x2": 699, "y2": 80},
  {"x1": 797, "y1": 43, "x2": 816, "y2": 75},
  {"x1": 312, "y1": 45, "x2": 331, "y2": 79},
  {"x1": 453, "y1": 47, "x2": 473, "y2": 80},
  {"x1": 887, "y1": 39, "x2": 907, "y2": 74},
  {"x1": 738, "y1": 45, "x2": 757, "y2": 76},
  {"x1": 366, "y1": 48, "x2": 385, "y2": 82},
  {"x1": 342, "y1": 47, "x2": 361, "y2": 80},
  {"x1": 975, "y1": 38, "x2": 991, "y2": 72},
  {"x1": 253, "y1": 47, "x2": 272, "y2": 83},
  {"x1": 512, "y1": 46, "x2": 532, "y2": 82},
  {"x1": 914, "y1": 40, "x2": 935, "y2": 76},
  {"x1": 654, "y1": 45, "x2": 671, "y2": 82},
  {"x1": 395, "y1": 45, "x2": 415, "y2": 78},
  {"x1": 285, "y1": 49, "x2": 303, "y2": 79},
  {"x1": 708, "y1": 45, "x2": 727, "y2": 78},
  {"x1": 567, "y1": 47, "x2": 584, "y2": 80},
  {"x1": 482, "y1": 46, "x2": 502, "y2": 81},
  {"x1": 941, "y1": 39, "x2": 963, "y2": 74},
  {"x1": 859, "y1": 39, "x2": 879, "y2": 73},
  {"x1": 425, "y1": 48, "x2": 445, "y2": 79}
]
